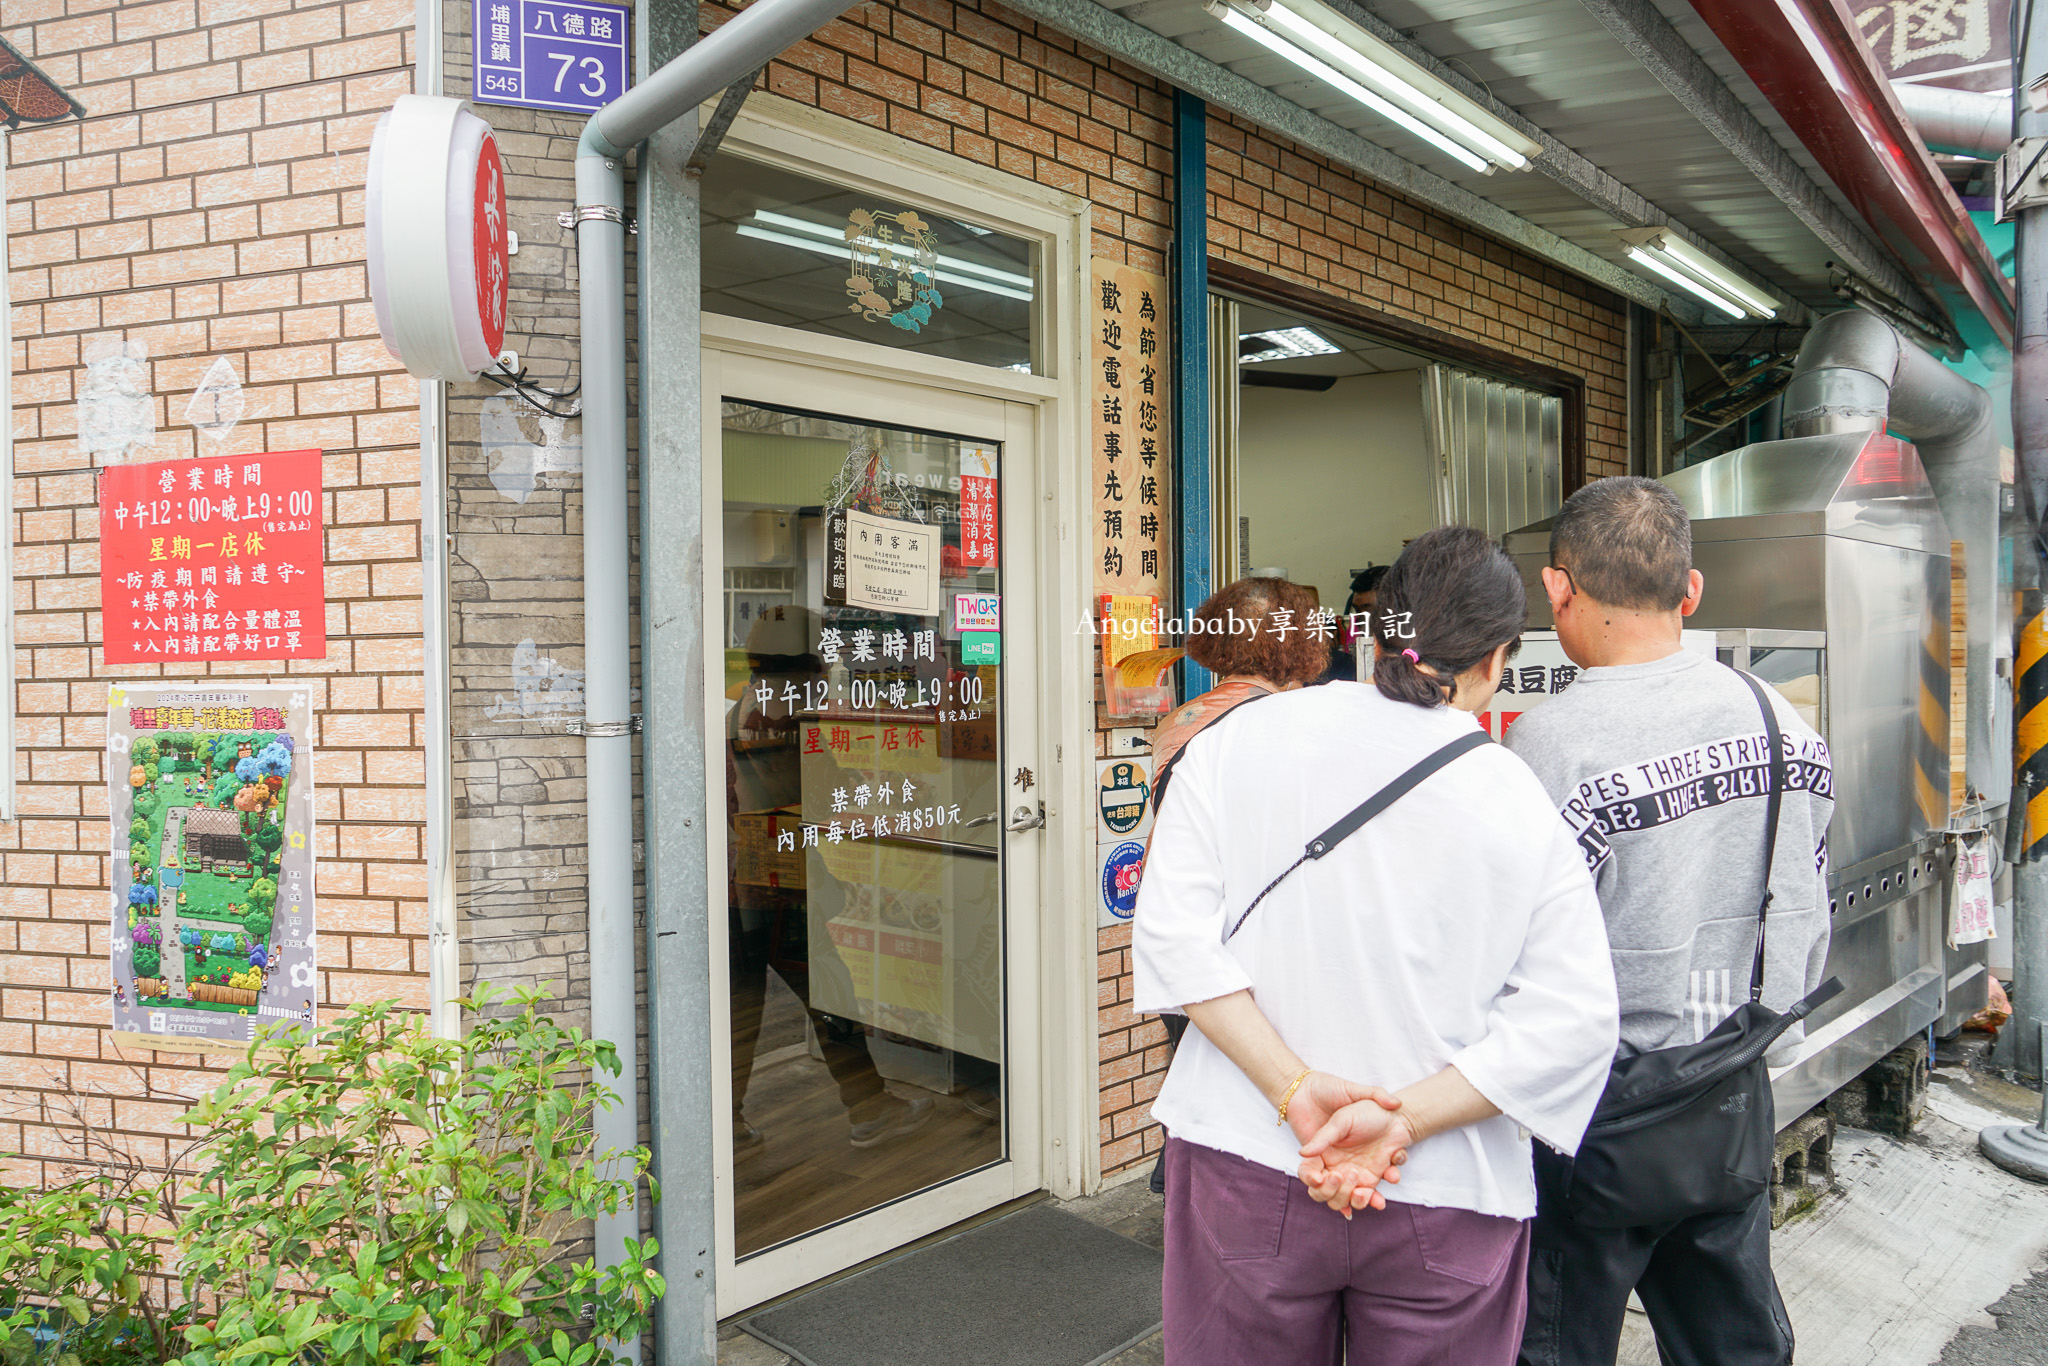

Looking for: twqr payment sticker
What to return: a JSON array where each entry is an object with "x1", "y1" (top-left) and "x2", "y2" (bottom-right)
[{"x1": 954, "y1": 592, "x2": 1000, "y2": 633}]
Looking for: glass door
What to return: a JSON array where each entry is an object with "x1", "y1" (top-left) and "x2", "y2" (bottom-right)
[{"x1": 707, "y1": 342, "x2": 1043, "y2": 1312}]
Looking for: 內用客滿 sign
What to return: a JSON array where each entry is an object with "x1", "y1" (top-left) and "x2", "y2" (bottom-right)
[
  {"x1": 472, "y1": 0, "x2": 632, "y2": 115},
  {"x1": 108, "y1": 685, "x2": 318, "y2": 1055},
  {"x1": 366, "y1": 96, "x2": 511, "y2": 381},
  {"x1": 841, "y1": 507, "x2": 938, "y2": 615},
  {"x1": 99, "y1": 449, "x2": 326, "y2": 664},
  {"x1": 1092, "y1": 259, "x2": 1170, "y2": 599}
]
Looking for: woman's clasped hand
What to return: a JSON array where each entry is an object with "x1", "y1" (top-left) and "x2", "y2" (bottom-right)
[
  {"x1": 1293, "y1": 1079, "x2": 1414, "y2": 1215},
  {"x1": 1281, "y1": 1072, "x2": 1410, "y2": 1217}
]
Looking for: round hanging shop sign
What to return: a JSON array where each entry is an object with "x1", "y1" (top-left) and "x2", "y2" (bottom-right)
[{"x1": 366, "y1": 95, "x2": 509, "y2": 381}]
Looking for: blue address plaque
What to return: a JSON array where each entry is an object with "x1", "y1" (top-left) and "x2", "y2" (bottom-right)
[{"x1": 474, "y1": 0, "x2": 632, "y2": 115}]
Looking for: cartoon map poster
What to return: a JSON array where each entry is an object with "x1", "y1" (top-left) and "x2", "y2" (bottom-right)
[{"x1": 107, "y1": 685, "x2": 317, "y2": 1054}]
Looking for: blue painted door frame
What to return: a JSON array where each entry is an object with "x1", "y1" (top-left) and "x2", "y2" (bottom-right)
[{"x1": 1172, "y1": 89, "x2": 1213, "y2": 697}]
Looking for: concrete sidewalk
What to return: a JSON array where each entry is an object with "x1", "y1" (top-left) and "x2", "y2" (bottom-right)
[
  {"x1": 720, "y1": 1059, "x2": 2048, "y2": 1366},
  {"x1": 1615, "y1": 1060, "x2": 2048, "y2": 1365}
]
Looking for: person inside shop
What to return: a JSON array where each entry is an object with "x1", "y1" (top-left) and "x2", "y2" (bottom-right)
[
  {"x1": 1134, "y1": 527, "x2": 1619, "y2": 1366},
  {"x1": 1142, "y1": 575, "x2": 1331, "y2": 1195},
  {"x1": 1328, "y1": 564, "x2": 1389, "y2": 682},
  {"x1": 727, "y1": 606, "x2": 933, "y2": 1154}
]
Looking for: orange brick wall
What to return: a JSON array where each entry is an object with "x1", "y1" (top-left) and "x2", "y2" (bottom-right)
[
  {"x1": 722, "y1": 0, "x2": 1631, "y2": 1179},
  {"x1": 0, "y1": 0, "x2": 425, "y2": 1182},
  {"x1": 0, "y1": 0, "x2": 1631, "y2": 1193}
]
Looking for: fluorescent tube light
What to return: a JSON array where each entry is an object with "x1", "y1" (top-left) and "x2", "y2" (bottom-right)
[
  {"x1": 1209, "y1": 3, "x2": 1490, "y2": 174},
  {"x1": 1624, "y1": 246, "x2": 1746, "y2": 320},
  {"x1": 1240, "y1": 327, "x2": 1342, "y2": 362},
  {"x1": 1258, "y1": 1, "x2": 1531, "y2": 170},
  {"x1": 1205, "y1": 0, "x2": 1540, "y2": 174},
  {"x1": 735, "y1": 224, "x2": 1034, "y2": 302},
  {"x1": 1616, "y1": 227, "x2": 1778, "y2": 319}
]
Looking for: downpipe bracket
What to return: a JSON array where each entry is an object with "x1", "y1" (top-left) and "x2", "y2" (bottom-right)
[
  {"x1": 559, "y1": 205, "x2": 639, "y2": 234},
  {"x1": 567, "y1": 716, "x2": 642, "y2": 736}
]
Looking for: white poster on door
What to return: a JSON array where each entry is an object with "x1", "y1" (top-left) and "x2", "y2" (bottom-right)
[{"x1": 843, "y1": 508, "x2": 939, "y2": 615}]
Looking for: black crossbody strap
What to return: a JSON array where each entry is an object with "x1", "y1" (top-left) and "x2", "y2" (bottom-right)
[
  {"x1": 1735, "y1": 671, "x2": 1786, "y2": 1003},
  {"x1": 1224, "y1": 728, "x2": 1492, "y2": 942}
]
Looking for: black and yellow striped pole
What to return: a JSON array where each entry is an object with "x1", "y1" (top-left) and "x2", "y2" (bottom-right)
[{"x1": 2020, "y1": 600, "x2": 2048, "y2": 862}]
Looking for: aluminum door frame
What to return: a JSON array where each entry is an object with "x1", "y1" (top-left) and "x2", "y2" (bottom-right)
[{"x1": 701, "y1": 323, "x2": 1056, "y2": 1314}]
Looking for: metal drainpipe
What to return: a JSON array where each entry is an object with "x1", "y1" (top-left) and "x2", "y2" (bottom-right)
[
  {"x1": 1779, "y1": 309, "x2": 2001, "y2": 801},
  {"x1": 567, "y1": 0, "x2": 863, "y2": 1344}
]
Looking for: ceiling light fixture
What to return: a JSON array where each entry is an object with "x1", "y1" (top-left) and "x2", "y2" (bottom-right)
[
  {"x1": 1616, "y1": 227, "x2": 1778, "y2": 319},
  {"x1": 1204, "y1": 0, "x2": 1541, "y2": 174},
  {"x1": 1239, "y1": 326, "x2": 1342, "y2": 362},
  {"x1": 738, "y1": 211, "x2": 1035, "y2": 301}
]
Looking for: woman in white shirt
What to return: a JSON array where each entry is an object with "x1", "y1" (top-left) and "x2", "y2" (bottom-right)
[{"x1": 1133, "y1": 526, "x2": 1619, "y2": 1366}]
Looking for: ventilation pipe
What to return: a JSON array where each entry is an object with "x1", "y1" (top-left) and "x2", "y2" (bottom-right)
[
  {"x1": 1780, "y1": 309, "x2": 2003, "y2": 807},
  {"x1": 1891, "y1": 81, "x2": 2011, "y2": 160}
]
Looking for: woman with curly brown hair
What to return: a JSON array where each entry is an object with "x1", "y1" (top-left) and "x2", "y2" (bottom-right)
[
  {"x1": 1150, "y1": 577, "x2": 1330, "y2": 778},
  {"x1": 1140, "y1": 577, "x2": 1331, "y2": 1194}
]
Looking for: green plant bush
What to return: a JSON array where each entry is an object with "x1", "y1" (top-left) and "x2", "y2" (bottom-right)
[{"x1": 0, "y1": 987, "x2": 660, "y2": 1366}]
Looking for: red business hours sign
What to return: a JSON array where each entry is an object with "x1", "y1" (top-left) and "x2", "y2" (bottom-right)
[{"x1": 99, "y1": 449, "x2": 326, "y2": 664}]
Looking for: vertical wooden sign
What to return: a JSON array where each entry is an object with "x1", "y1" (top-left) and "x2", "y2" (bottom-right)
[{"x1": 1091, "y1": 259, "x2": 1171, "y2": 601}]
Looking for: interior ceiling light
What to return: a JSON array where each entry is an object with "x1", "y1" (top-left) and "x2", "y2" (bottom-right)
[
  {"x1": 736, "y1": 210, "x2": 1035, "y2": 301},
  {"x1": 1203, "y1": 0, "x2": 1541, "y2": 175},
  {"x1": 1239, "y1": 326, "x2": 1343, "y2": 363},
  {"x1": 1615, "y1": 226, "x2": 1778, "y2": 320}
]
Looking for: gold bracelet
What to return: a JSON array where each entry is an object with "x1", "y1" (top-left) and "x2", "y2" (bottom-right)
[{"x1": 1275, "y1": 1068, "x2": 1312, "y2": 1127}]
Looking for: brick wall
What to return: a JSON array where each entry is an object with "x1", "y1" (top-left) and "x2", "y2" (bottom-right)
[
  {"x1": 721, "y1": 0, "x2": 1631, "y2": 1179},
  {"x1": 0, "y1": 0, "x2": 426, "y2": 1183}
]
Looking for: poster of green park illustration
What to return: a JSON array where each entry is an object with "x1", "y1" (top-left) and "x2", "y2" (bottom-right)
[{"x1": 107, "y1": 685, "x2": 317, "y2": 1053}]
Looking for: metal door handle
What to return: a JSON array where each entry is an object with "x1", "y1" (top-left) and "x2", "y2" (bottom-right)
[
  {"x1": 1006, "y1": 803, "x2": 1046, "y2": 832},
  {"x1": 962, "y1": 811, "x2": 999, "y2": 829}
]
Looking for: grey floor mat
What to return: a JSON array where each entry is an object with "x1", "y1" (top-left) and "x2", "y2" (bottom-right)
[{"x1": 740, "y1": 1204, "x2": 1164, "y2": 1366}]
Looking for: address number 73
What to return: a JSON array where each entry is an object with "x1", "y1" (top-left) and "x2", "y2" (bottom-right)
[{"x1": 551, "y1": 52, "x2": 609, "y2": 98}]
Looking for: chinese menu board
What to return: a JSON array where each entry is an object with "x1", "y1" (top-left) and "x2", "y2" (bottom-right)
[
  {"x1": 1092, "y1": 259, "x2": 1170, "y2": 599},
  {"x1": 100, "y1": 449, "x2": 327, "y2": 664},
  {"x1": 107, "y1": 685, "x2": 318, "y2": 1055}
]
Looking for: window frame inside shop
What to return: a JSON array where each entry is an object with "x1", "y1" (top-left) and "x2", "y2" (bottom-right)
[{"x1": 1208, "y1": 258, "x2": 1589, "y2": 491}]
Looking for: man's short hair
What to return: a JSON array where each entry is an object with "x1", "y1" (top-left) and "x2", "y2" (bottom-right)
[{"x1": 1548, "y1": 476, "x2": 1692, "y2": 611}]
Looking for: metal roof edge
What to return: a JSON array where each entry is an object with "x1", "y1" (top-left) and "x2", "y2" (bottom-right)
[{"x1": 1680, "y1": 0, "x2": 2015, "y2": 349}]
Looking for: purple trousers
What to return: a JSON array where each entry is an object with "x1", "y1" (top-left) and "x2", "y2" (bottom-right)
[{"x1": 1163, "y1": 1136, "x2": 1532, "y2": 1365}]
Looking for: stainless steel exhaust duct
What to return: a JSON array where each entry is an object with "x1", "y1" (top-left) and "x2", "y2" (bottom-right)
[
  {"x1": 1781, "y1": 309, "x2": 2004, "y2": 805},
  {"x1": 1891, "y1": 81, "x2": 2011, "y2": 160}
]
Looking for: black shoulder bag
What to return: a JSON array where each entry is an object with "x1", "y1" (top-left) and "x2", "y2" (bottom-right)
[
  {"x1": 1562, "y1": 671, "x2": 1843, "y2": 1229},
  {"x1": 1222, "y1": 728, "x2": 1493, "y2": 941}
]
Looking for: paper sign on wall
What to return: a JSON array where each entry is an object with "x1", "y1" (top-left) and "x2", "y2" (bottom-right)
[
  {"x1": 108, "y1": 684, "x2": 317, "y2": 1055},
  {"x1": 100, "y1": 449, "x2": 327, "y2": 664}
]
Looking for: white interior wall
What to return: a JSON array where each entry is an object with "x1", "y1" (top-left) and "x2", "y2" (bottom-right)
[{"x1": 1237, "y1": 371, "x2": 1434, "y2": 611}]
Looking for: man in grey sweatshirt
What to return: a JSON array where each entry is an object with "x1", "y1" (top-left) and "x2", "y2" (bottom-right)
[{"x1": 1507, "y1": 477, "x2": 1833, "y2": 1366}]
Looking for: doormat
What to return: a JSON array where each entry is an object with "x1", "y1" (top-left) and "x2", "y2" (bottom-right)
[{"x1": 740, "y1": 1204, "x2": 1163, "y2": 1366}]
